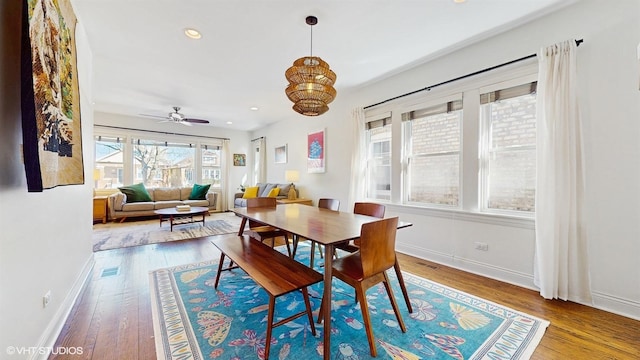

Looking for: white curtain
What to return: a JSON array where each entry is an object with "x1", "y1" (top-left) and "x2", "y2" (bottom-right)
[
  {"x1": 220, "y1": 139, "x2": 230, "y2": 211},
  {"x1": 253, "y1": 137, "x2": 266, "y2": 184},
  {"x1": 348, "y1": 107, "x2": 367, "y2": 209},
  {"x1": 534, "y1": 40, "x2": 591, "y2": 302}
]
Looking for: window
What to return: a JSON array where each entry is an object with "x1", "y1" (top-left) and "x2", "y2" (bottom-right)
[
  {"x1": 132, "y1": 138, "x2": 196, "y2": 188},
  {"x1": 479, "y1": 81, "x2": 537, "y2": 213},
  {"x1": 94, "y1": 136, "x2": 124, "y2": 189},
  {"x1": 365, "y1": 116, "x2": 392, "y2": 200},
  {"x1": 201, "y1": 144, "x2": 222, "y2": 187},
  {"x1": 402, "y1": 98, "x2": 462, "y2": 206}
]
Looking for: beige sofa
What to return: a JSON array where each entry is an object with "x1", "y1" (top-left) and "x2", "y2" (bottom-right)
[
  {"x1": 233, "y1": 182, "x2": 298, "y2": 208},
  {"x1": 108, "y1": 186, "x2": 218, "y2": 221}
]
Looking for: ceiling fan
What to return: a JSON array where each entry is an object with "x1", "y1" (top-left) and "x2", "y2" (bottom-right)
[{"x1": 140, "y1": 106, "x2": 210, "y2": 126}]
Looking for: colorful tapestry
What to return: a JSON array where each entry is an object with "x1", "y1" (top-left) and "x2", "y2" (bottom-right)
[
  {"x1": 150, "y1": 244, "x2": 549, "y2": 359},
  {"x1": 21, "y1": 0, "x2": 84, "y2": 191}
]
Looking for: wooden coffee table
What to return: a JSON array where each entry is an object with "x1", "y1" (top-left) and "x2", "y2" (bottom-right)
[{"x1": 154, "y1": 206, "x2": 209, "y2": 231}]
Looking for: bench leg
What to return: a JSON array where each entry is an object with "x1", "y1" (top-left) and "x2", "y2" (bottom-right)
[{"x1": 265, "y1": 295, "x2": 276, "y2": 360}]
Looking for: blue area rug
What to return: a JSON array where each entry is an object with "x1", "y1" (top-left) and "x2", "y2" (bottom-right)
[{"x1": 150, "y1": 244, "x2": 549, "y2": 359}]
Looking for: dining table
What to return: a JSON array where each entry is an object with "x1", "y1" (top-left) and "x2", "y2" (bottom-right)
[{"x1": 231, "y1": 203, "x2": 412, "y2": 359}]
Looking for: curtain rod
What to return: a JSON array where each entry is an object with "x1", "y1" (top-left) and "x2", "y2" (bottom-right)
[
  {"x1": 364, "y1": 39, "x2": 584, "y2": 110},
  {"x1": 95, "y1": 124, "x2": 230, "y2": 141},
  {"x1": 251, "y1": 136, "x2": 265, "y2": 142}
]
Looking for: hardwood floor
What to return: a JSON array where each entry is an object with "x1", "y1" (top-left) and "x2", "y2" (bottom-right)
[{"x1": 51, "y1": 235, "x2": 640, "y2": 359}]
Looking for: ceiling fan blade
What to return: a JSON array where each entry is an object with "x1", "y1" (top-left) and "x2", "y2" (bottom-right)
[
  {"x1": 139, "y1": 113, "x2": 169, "y2": 120},
  {"x1": 184, "y1": 118, "x2": 210, "y2": 124},
  {"x1": 180, "y1": 121, "x2": 193, "y2": 126}
]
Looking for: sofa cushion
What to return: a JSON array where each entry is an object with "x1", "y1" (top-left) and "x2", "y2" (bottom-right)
[
  {"x1": 277, "y1": 183, "x2": 291, "y2": 197},
  {"x1": 154, "y1": 201, "x2": 183, "y2": 209},
  {"x1": 183, "y1": 199, "x2": 209, "y2": 207},
  {"x1": 121, "y1": 202, "x2": 154, "y2": 211},
  {"x1": 234, "y1": 198, "x2": 248, "y2": 207},
  {"x1": 189, "y1": 183, "x2": 211, "y2": 200},
  {"x1": 118, "y1": 183, "x2": 152, "y2": 203},
  {"x1": 260, "y1": 184, "x2": 277, "y2": 197},
  {"x1": 154, "y1": 188, "x2": 180, "y2": 201},
  {"x1": 180, "y1": 187, "x2": 192, "y2": 200},
  {"x1": 242, "y1": 186, "x2": 259, "y2": 199},
  {"x1": 267, "y1": 187, "x2": 280, "y2": 197}
]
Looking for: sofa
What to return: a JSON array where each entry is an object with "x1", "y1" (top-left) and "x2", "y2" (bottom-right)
[
  {"x1": 108, "y1": 186, "x2": 218, "y2": 221},
  {"x1": 233, "y1": 182, "x2": 298, "y2": 208}
]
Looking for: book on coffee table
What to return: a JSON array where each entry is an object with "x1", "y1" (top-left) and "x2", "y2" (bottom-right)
[{"x1": 176, "y1": 205, "x2": 191, "y2": 212}]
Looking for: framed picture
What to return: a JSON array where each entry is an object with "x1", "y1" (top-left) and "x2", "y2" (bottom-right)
[
  {"x1": 307, "y1": 129, "x2": 325, "y2": 173},
  {"x1": 233, "y1": 153, "x2": 246, "y2": 166},
  {"x1": 274, "y1": 144, "x2": 287, "y2": 164}
]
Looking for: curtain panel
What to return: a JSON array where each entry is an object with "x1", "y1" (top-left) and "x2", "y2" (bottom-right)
[{"x1": 534, "y1": 40, "x2": 592, "y2": 302}]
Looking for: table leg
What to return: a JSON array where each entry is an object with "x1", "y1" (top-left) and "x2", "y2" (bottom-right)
[
  {"x1": 169, "y1": 215, "x2": 174, "y2": 231},
  {"x1": 237, "y1": 217, "x2": 247, "y2": 236},
  {"x1": 322, "y1": 243, "x2": 333, "y2": 360}
]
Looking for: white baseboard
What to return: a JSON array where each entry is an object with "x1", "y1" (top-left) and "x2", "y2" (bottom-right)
[
  {"x1": 31, "y1": 254, "x2": 95, "y2": 360},
  {"x1": 591, "y1": 291, "x2": 640, "y2": 321},
  {"x1": 396, "y1": 243, "x2": 640, "y2": 321},
  {"x1": 396, "y1": 243, "x2": 536, "y2": 290}
]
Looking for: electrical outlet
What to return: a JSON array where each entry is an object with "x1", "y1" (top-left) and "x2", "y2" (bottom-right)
[
  {"x1": 474, "y1": 242, "x2": 489, "y2": 251},
  {"x1": 43, "y1": 290, "x2": 51, "y2": 308}
]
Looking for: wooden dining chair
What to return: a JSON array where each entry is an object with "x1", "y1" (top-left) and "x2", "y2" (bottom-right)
[
  {"x1": 318, "y1": 217, "x2": 406, "y2": 357},
  {"x1": 335, "y1": 202, "x2": 413, "y2": 313},
  {"x1": 246, "y1": 197, "x2": 292, "y2": 257}
]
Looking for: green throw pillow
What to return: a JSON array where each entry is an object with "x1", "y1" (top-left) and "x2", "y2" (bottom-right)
[
  {"x1": 189, "y1": 183, "x2": 211, "y2": 200},
  {"x1": 118, "y1": 183, "x2": 152, "y2": 203}
]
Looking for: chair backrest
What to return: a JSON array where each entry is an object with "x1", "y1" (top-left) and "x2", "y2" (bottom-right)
[
  {"x1": 358, "y1": 217, "x2": 398, "y2": 277},
  {"x1": 318, "y1": 198, "x2": 340, "y2": 211},
  {"x1": 353, "y1": 202, "x2": 385, "y2": 218},
  {"x1": 246, "y1": 197, "x2": 276, "y2": 228}
]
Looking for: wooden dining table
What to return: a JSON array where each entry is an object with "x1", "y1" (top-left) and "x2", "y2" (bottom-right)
[{"x1": 231, "y1": 203, "x2": 412, "y2": 359}]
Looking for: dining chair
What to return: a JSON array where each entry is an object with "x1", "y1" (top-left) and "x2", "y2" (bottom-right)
[
  {"x1": 335, "y1": 202, "x2": 413, "y2": 313},
  {"x1": 246, "y1": 197, "x2": 292, "y2": 257},
  {"x1": 318, "y1": 217, "x2": 406, "y2": 357},
  {"x1": 291, "y1": 198, "x2": 341, "y2": 266}
]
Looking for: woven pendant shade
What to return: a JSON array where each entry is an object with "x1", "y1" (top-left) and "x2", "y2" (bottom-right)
[{"x1": 285, "y1": 17, "x2": 337, "y2": 116}]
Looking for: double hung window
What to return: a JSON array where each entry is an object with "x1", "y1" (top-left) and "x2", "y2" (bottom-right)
[
  {"x1": 94, "y1": 135, "x2": 124, "y2": 189},
  {"x1": 479, "y1": 81, "x2": 537, "y2": 213},
  {"x1": 402, "y1": 97, "x2": 462, "y2": 207},
  {"x1": 365, "y1": 115, "x2": 392, "y2": 200}
]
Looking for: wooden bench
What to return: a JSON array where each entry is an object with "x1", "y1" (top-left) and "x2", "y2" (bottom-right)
[{"x1": 211, "y1": 234, "x2": 323, "y2": 359}]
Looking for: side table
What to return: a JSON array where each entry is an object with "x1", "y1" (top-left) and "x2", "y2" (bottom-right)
[{"x1": 93, "y1": 196, "x2": 108, "y2": 224}]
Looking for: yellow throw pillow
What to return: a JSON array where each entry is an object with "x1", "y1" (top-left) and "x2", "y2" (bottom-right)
[
  {"x1": 267, "y1": 188, "x2": 280, "y2": 198},
  {"x1": 242, "y1": 186, "x2": 259, "y2": 199}
]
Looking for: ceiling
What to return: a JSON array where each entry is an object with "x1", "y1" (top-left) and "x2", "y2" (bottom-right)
[{"x1": 73, "y1": 0, "x2": 574, "y2": 131}]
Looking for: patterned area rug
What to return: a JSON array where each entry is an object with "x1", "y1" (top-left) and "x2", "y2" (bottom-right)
[
  {"x1": 93, "y1": 212, "x2": 242, "y2": 251},
  {"x1": 149, "y1": 244, "x2": 549, "y2": 360}
]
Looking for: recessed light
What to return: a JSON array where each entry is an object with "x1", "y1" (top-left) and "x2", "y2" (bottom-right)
[
  {"x1": 454, "y1": 0, "x2": 466, "y2": 3},
  {"x1": 184, "y1": 28, "x2": 202, "y2": 39},
  {"x1": 250, "y1": 106, "x2": 259, "y2": 111},
  {"x1": 226, "y1": 121, "x2": 233, "y2": 125}
]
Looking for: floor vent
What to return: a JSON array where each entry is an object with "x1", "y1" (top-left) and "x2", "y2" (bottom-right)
[{"x1": 100, "y1": 267, "x2": 120, "y2": 277}]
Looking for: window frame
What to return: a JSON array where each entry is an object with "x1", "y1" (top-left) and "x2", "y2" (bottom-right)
[
  {"x1": 364, "y1": 112, "x2": 393, "y2": 201},
  {"x1": 401, "y1": 94, "x2": 463, "y2": 208},
  {"x1": 478, "y1": 74, "x2": 538, "y2": 217}
]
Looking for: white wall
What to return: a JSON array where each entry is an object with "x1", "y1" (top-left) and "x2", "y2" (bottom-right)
[
  {"x1": 254, "y1": 0, "x2": 640, "y2": 320},
  {"x1": 0, "y1": 2, "x2": 95, "y2": 358}
]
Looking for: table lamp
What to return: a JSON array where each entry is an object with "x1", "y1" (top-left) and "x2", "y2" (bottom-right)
[{"x1": 285, "y1": 170, "x2": 299, "y2": 200}]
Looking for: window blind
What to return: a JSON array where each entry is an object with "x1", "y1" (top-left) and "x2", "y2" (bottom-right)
[{"x1": 480, "y1": 81, "x2": 537, "y2": 104}]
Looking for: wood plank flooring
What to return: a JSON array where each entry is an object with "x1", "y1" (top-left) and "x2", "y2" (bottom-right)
[{"x1": 51, "y1": 235, "x2": 640, "y2": 359}]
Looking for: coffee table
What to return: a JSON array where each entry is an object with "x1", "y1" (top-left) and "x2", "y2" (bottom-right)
[{"x1": 154, "y1": 206, "x2": 209, "y2": 231}]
